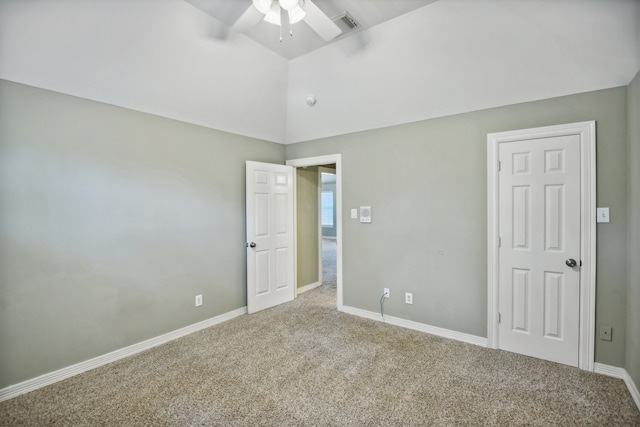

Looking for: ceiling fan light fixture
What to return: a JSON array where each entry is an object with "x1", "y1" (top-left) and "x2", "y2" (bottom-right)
[
  {"x1": 252, "y1": 0, "x2": 273, "y2": 14},
  {"x1": 288, "y1": 6, "x2": 306, "y2": 24},
  {"x1": 278, "y1": 0, "x2": 299, "y2": 11},
  {"x1": 263, "y1": 1, "x2": 281, "y2": 26}
]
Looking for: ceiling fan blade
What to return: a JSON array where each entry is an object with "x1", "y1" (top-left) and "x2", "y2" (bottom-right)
[
  {"x1": 302, "y1": 0, "x2": 341, "y2": 41},
  {"x1": 231, "y1": 5, "x2": 265, "y2": 34}
]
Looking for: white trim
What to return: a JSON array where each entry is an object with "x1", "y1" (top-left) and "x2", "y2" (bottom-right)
[
  {"x1": 297, "y1": 281, "x2": 321, "y2": 294},
  {"x1": 593, "y1": 362, "x2": 626, "y2": 378},
  {"x1": 594, "y1": 363, "x2": 640, "y2": 412},
  {"x1": 0, "y1": 307, "x2": 247, "y2": 403},
  {"x1": 487, "y1": 121, "x2": 596, "y2": 371},
  {"x1": 625, "y1": 372, "x2": 640, "y2": 412},
  {"x1": 342, "y1": 305, "x2": 488, "y2": 347},
  {"x1": 287, "y1": 154, "x2": 343, "y2": 310},
  {"x1": 292, "y1": 164, "x2": 299, "y2": 298}
]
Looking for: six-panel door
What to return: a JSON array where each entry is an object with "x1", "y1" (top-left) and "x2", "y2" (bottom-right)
[
  {"x1": 498, "y1": 135, "x2": 581, "y2": 367},
  {"x1": 246, "y1": 161, "x2": 294, "y2": 314}
]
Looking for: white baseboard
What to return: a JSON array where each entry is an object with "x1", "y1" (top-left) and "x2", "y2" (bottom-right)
[
  {"x1": 594, "y1": 363, "x2": 640, "y2": 411},
  {"x1": 593, "y1": 362, "x2": 626, "y2": 378},
  {"x1": 340, "y1": 305, "x2": 488, "y2": 348},
  {"x1": 339, "y1": 309, "x2": 639, "y2": 411},
  {"x1": 297, "y1": 281, "x2": 321, "y2": 294},
  {"x1": 5, "y1": 306, "x2": 637, "y2": 414},
  {"x1": 0, "y1": 306, "x2": 247, "y2": 403}
]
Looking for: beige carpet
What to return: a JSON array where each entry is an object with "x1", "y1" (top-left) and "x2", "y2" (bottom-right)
[
  {"x1": 322, "y1": 237, "x2": 337, "y2": 288},
  {"x1": 1, "y1": 285, "x2": 639, "y2": 426}
]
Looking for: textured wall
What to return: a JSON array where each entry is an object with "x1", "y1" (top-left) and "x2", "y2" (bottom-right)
[
  {"x1": 0, "y1": 80, "x2": 284, "y2": 388},
  {"x1": 286, "y1": 87, "x2": 629, "y2": 367},
  {"x1": 626, "y1": 70, "x2": 640, "y2": 389},
  {"x1": 0, "y1": 0, "x2": 290, "y2": 142},
  {"x1": 285, "y1": 0, "x2": 639, "y2": 143}
]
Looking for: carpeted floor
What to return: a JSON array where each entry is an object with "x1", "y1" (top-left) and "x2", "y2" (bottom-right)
[
  {"x1": 1, "y1": 285, "x2": 639, "y2": 426},
  {"x1": 322, "y1": 237, "x2": 337, "y2": 288}
]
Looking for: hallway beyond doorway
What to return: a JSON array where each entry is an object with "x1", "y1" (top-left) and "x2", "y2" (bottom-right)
[{"x1": 322, "y1": 238, "x2": 337, "y2": 288}]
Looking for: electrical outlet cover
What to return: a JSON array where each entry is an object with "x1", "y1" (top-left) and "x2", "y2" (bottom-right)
[{"x1": 405, "y1": 293, "x2": 413, "y2": 304}]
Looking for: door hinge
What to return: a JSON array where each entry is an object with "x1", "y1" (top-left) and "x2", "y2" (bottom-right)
[
  {"x1": 498, "y1": 161, "x2": 502, "y2": 172},
  {"x1": 498, "y1": 237, "x2": 501, "y2": 248},
  {"x1": 498, "y1": 312, "x2": 501, "y2": 324},
  {"x1": 580, "y1": 260, "x2": 583, "y2": 267}
]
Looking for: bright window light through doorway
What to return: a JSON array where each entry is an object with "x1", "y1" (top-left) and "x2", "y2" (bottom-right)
[{"x1": 321, "y1": 191, "x2": 334, "y2": 227}]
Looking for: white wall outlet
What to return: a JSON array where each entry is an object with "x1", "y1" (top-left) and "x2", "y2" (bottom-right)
[
  {"x1": 405, "y1": 292, "x2": 413, "y2": 304},
  {"x1": 195, "y1": 294, "x2": 203, "y2": 307},
  {"x1": 383, "y1": 288, "x2": 390, "y2": 298},
  {"x1": 351, "y1": 208, "x2": 358, "y2": 219}
]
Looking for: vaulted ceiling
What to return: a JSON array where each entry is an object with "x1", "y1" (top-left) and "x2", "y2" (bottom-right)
[
  {"x1": 184, "y1": 0, "x2": 438, "y2": 59},
  {"x1": 0, "y1": 0, "x2": 638, "y2": 144}
]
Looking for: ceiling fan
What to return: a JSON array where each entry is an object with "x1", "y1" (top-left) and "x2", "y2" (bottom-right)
[{"x1": 232, "y1": 0, "x2": 342, "y2": 42}]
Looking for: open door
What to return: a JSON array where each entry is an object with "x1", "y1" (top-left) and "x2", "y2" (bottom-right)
[{"x1": 246, "y1": 161, "x2": 295, "y2": 314}]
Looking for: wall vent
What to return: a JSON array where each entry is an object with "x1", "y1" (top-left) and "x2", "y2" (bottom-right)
[{"x1": 332, "y1": 12, "x2": 359, "y2": 35}]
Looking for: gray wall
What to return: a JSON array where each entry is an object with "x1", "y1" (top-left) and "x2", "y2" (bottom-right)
[
  {"x1": 627, "y1": 70, "x2": 640, "y2": 388},
  {"x1": 0, "y1": 80, "x2": 284, "y2": 388},
  {"x1": 1, "y1": 77, "x2": 635, "y2": 390},
  {"x1": 285, "y1": 87, "x2": 629, "y2": 367},
  {"x1": 296, "y1": 167, "x2": 319, "y2": 288}
]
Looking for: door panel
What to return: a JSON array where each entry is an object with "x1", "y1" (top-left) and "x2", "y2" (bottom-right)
[
  {"x1": 498, "y1": 135, "x2": 581, "y2": 367},
  {"x1": 246, "y1": 161, "x2": 294, "y2": 314},
  {"x1": 545, "y1": 185, "x2": 563, "y2": 250},
  {"x1": 543, "y1": 272, "x2": 563, "y2": 338},
  {"x1": 511, "y1": 268, "x2": 530, "y2": 332}
]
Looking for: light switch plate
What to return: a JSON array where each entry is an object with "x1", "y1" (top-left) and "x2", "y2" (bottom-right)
[
  {"x1": 596, "y1": 207, "x2": 610, "y2": 223},
  {"x1": 351, "y1": 208, "x2": 358, "y2": 219}
]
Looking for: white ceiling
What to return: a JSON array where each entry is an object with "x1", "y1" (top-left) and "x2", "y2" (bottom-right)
[
  {"x1": 0, "y1": 0, "x2": 638, "y2": 144},
  {"x1": 184, "y1": 0, "x2": 438, "y2": 59}
]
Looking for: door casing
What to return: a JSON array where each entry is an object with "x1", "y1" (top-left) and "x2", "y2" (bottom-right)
[{"x1": 487, "y1": 121, "x2": 596, "y2": 371}]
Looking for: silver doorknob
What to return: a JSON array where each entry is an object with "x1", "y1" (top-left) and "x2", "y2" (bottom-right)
[
  {"x1": 566, "y1": 258, "x2": 577, "y2": 267},
  {"x1": 249, "y1": 242, "x2": 257, "y2": 248}
]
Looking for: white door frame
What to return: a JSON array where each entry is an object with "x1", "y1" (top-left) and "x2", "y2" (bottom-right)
[
  {"x1": 287, "y1": 154, "x2": 343, "y2": 310},
  {"x1": 487, "y1": 121, "x2": 596, "y2": 371}
]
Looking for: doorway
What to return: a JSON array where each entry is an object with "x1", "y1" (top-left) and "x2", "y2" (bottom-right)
[
  {"x1": 487, "y1": 121, "x2": 596, "y2": 370},
  {"x1": 320, "y1": 167, "x2": 337, "y2": 289},
  {"x1": 287, "y1": 154, "x2": 343, "y2": 310}
]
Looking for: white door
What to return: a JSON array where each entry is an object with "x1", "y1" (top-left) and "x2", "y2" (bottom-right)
[
  {"x1": 498, "y1": 135, "x2": 581, "y2": 367},
  {"x1": 246, "y1": 161, "x2": 295, "y2": 314}
]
